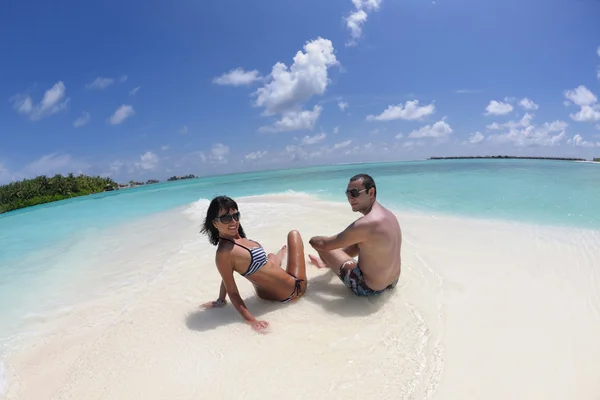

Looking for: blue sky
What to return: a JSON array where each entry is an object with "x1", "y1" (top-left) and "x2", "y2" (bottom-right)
[{"x1": 1, "y1": 0, "x2": 600, "y2": 184}]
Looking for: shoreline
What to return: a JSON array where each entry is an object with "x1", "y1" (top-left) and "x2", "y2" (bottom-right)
[
  {"x1": 2, "y1": 156, "x2": 597, "y2": 216},
  {"x1": 241, "y1": 191, "x2": 600, "y2": 234}
]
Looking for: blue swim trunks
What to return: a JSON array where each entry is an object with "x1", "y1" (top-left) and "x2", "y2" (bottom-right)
[{"x1": 337, "y1": 260, "x2": 398, "y2": 297}]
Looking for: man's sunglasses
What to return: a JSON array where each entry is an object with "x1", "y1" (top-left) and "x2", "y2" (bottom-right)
[
  {"x1": 345, "y1": 188, "x2": 368, "y2": 198},
  {"x1": 215, "y1": 211, "x2": 240, "y2": 224}
]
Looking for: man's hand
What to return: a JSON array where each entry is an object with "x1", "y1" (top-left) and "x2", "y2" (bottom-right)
[{"x1": 309, "y1": 236, "x2": 327, "y2": 250}]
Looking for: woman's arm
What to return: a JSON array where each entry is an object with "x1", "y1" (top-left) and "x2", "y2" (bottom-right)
[
  {"x1": 217, "y1": 280, "x2": 227, "y2": 303},
  {"x1": 215, "y1": 251, "x2": 258, "y2": 324},
  {"x1": 201, "y1": 280, "x2": 228, "y2": 308}
]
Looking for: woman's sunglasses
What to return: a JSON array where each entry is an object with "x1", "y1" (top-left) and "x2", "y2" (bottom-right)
[
  {"x1": 215, "y1": 211, "x2": 240, "y2": 224},
  {"x1": 345, "y1": 188, "x2": 367, "y2": 198}
]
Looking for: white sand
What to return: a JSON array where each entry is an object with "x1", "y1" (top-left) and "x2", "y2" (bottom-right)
[{"x1": 3, "y1": 192, "x2": 600, "y2": 400}]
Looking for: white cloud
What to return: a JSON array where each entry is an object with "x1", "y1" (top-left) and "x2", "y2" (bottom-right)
[
  {"x1": 468, "y1": 132, "x2": 485, "y2": 144},
  {"x1": 564, "y1": 85, "x2": 597, "y2": 106},
  {"x1": 484, "y1": 100, "x2": 513, "y2": 116},
  {"x1": 109, "y1": 160, "x2": 124, "y2": 174},
  {"x1": 284, "y1": 145, "x2": 309, "y2": 161},
  {"x1": 395, "y1": 133, "x2": 404, "y2": 139},
  {"x1": 486, "y1": 113, "x2": 535, "y2": 130},
  {"x1": 135, "y1": 151, "x2": 159, "y2": 170},
  {"x1": 109, "y1": 105, "x2": 135, "y2": 125},
  {"x1": 300, "y1": 132, "x2": 326, "y2": 145},
  {"x1": 129, "y1": 86, "x2": 141, "y2": 96},
  {"x1": 570, "y1": 105, "x2": 600, "y2": 122},
  {"x1": 564, "y1": 85, "x2": 600, "y2": 122},
  {"x1": 487, "y1": 114, "x2": 567, "y2": 147},
  {"x1": 160, "y1": 145, "x2": 169, "y2": 151},
  {"x1": 333, "y1": 140, "x2": 352, "y2": 149},
  {"x1": 191, "y1": 151, "x2": 208, "y2": 163},
  {"x1": 11, "y1": 81, "x2": 69, "y2": 121},
  {"x1": 209, "y1": 143, "x2": 229, "y2": 163},
  {"x1": 253, "y1": 37, "x2": 338, "y2": 116},
  {"x1": 366, "y1": 100, "x2": 435, "y2": 121},
  {"x1": 541, "y1": 120, "x2": 569, "y2": 132},
  {"x1": 402, "y1": 140, "x2": 426, "y2": 149},
  {"x1": 338, "y1": 101, "x2": 349, "y2": 111},
  {"x1": 344, "y1": 0, "x2": 382, "y2": 46},
  {"x1": 345, "y1": 10, "x2": 367, "y2": 44},
  {"x1": 333, "y1": 126, "x2": 340, "y2": 134},
  {"x1": 596, "y1": 47, "x2": 600, "y2": 80},
  {"x1": 213, "y1": 68, "x2": 263, "y2": 86},
  {"x1": 179, "y1": 125, "x2": 188, "y2": 135},
  {"x1": 519, "y1": 98, "x2": 539, "y2": 110},
  {"x1": 407, "y1": 119, "x2": 453, "y2": 139},
  {"x1": 13, "y1": 96, "x2": 33, "y2": 114},
  {"x1": 259, "y1": 105, "x2": 322, "y2": 133},
  {"x1": 73, "y1": 111, "x2": 90, "y2": 128},
  {"x1": 567, "y1": 134, "x2": 598, "y2": 148},
  {"x1": 23, "y1": 153, "x2": 89, "y2": 177},
  {"x1": 85, "y1": 77, "x2": 115, "y2": 90},
  {"x1": 455, "y1": 89, "x2": 481, "y2": 94},
  {"x1": 244, "y1": 150, "x2": 268, "y2": 161}
]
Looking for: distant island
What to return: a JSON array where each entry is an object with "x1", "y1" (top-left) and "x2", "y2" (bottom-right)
[
  {"x1": 1, "y1": 173, "x2": 198, "y2": 213},
  {"x1": 594, "y1": 158, "x2": 600, "y2": 162},
  {"x1": 428, "y1": 155, "x2": 588, "y2": 161},
  {"x1": 0, "y1": 173, "x2": 117, "y2": 214},
  {"x1": 167, "y1": 174, "x2": 197, "y2": 181}
]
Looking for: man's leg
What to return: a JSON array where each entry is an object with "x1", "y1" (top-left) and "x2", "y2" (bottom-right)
[
  {"x1": 309, "y1": 250, "x2": 373, "y2": 296},
  {"x1": 308, "y1": 248, "x2": 355, "y2": 275}
]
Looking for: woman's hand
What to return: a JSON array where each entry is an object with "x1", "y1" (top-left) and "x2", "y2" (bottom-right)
[
  {"x1": 249, "y1": 320, "x2": 269, "y2": 333},
  {"x1": 201, "y1": 299, "x2": 227, "y2": 309}
]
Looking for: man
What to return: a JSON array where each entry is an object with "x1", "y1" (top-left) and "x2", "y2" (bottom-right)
[{"x1": 308, "y1": 173, "x2": 402, "y2": 297}]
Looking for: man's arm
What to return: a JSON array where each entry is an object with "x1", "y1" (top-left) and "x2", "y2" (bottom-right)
[
  {"x1": 309, "y1": 221, "x2": 369, "y2": 252},
  {"x1": 343, "y1": 244, "x2": 359, "y2": 257}
]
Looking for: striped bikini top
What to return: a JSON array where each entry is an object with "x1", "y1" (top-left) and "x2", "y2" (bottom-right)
[{"x1": 218, "y1": 237, "x2": 268, "y2": 277}]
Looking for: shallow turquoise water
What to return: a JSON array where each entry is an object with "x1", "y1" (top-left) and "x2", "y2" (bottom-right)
[{"x1": 1, "y1": 159, "x2": 599, "y2": 267}]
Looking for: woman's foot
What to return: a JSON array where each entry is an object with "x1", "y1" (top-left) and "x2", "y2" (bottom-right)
[
  {"x1": 308, "y1": 254, "x2": 327, "y2": 269},
  {"x1": 268, "y1": 245, "x2": 287, "y2": 267}
]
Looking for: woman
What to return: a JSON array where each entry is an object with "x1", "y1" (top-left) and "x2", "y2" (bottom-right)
[{"x1": 200, "y1": 195, "x2": 308, "y2": 333}]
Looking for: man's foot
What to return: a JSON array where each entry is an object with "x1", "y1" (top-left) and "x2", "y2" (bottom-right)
[
  {"x1": 269, "y1": 245, "x2": 287, "y2": 267},
  {"x1": 308, "y1": 254, "x2": 327, "y2": 269}
]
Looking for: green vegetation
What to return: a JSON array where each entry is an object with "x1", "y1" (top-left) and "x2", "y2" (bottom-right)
[
  {"x1": 0, "y1": 173, "x2": 117, "y2": 214},
  {"x1": 594, "y1": 158, "x2": 600, "y2": 162}
]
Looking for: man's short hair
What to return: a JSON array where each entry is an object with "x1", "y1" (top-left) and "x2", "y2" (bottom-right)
[{"x1": 350, "y1": 173, "x2": 377, "y2": 197}]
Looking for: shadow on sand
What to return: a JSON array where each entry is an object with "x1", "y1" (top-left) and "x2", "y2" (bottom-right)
[
  {"x1": 185, "y1": 270, "x2": 393, "y2": 332},
  {"x1": 301, "y1": 271, "x2": 392, "y2": 317}
]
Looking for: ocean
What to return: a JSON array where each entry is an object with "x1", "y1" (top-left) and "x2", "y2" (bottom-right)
[{"x1": 1, "y1": 158, "x2": 600, "y2": 399}]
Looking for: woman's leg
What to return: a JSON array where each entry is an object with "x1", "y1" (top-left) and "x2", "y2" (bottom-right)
[{"x1": 285, "y1": 230, "x2": 307, "y2": 297}]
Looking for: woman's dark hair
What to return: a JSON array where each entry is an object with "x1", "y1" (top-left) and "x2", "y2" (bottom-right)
[{"x1": 201, "y1": 195, "x2": 247, "y2": 245}]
